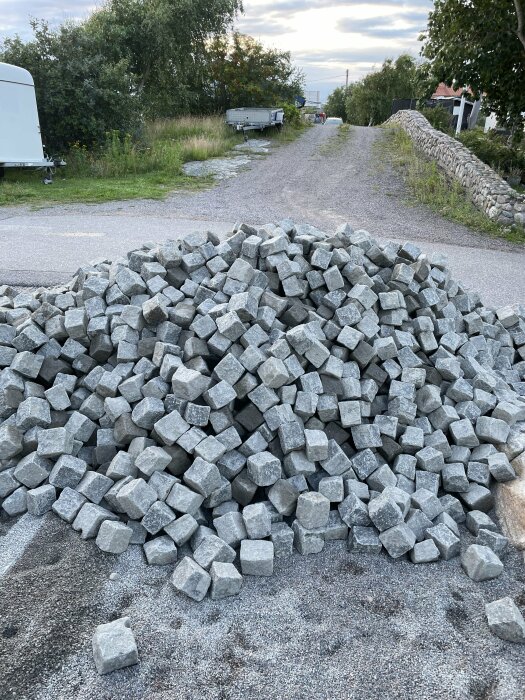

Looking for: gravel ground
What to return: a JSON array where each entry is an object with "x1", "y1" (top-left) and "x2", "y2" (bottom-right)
[
  {"x1": 1, "y1": 511, "x2": 525, "y2": 700},
  {"x1": 2, "y1": 124, "x2": 525, "y2": 698}
]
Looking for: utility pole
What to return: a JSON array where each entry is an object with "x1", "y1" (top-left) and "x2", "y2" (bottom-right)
[{"x1": 345, "y1": 69, "x2": 349, "y2": 88}]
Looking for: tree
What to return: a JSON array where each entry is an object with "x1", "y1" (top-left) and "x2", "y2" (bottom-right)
[
  {"x1": 324, "y1": 86, "x2": 351, "y2": 120},
  {"x1": 205, "y1": 33, "x2": 304, "y2": 112},
  {"x1": 87, "y1": 0, "x2": 242, "y2": 116},
  {"x1": 0, "y1": 20, "x2": 138, "y2": 152},
  {"x1": 345, "y1": 55, "x2": 419, "y2": 126},
  {"x1": 421, "y1": 0, "x2": 525, "y2": 135}
]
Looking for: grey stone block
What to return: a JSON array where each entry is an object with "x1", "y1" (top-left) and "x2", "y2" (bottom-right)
[
  {"x1": 368, "y1": 493, "x2": 403, "y2": 532},
  {"x1": 48, "y1": 454, "x2": 87, "y2": 489},
  {"x1": 141, "y1": 501, "x2": 176, "y2": 535},
  {"x1": 410, "y1": 539, "x2": 440, "y2": 563},
  {"x1": 72, "y1": 503, "x2": 119, "y2": 538},
  {"x1": 172, "y1": 556, "x2": 211, "y2": 601},
  {"x1": 13, "y1": 453, "x2": 53, "y2": 489},
  {"x1": 488, "y1": 453, "x2": 516, "y2": 483},
  {"x1": 379, "y1": 523, "x2": 416, "y2": 558},
  {"x1": 52, "y1": 487, "x2": 87, "y2": 523},
  {"x1": 242, "y1": 503, "x2": 272, "y2": 539},
  {"x1": 37, "y1": 427, "x2": 74, "y2": 458},
  {"x1": 461, "y1": 544, "x2": 504, "y2": 581},
  {"x1": 183, "y1": 457, "x2": 222, "y2": 497},
  {"x1": 92, "y1": 617, "x2": 139, "y2": 675},
  {"x1": 210, "y1": 561, "x2": 243, "y2": 600},
  {"x1": 164, "y1": 513, "x2": 198, "y2": 546},
  {"x1": 349, "y1": 525, "x2": 382, "y2": 553},
  {"x1": 425, "y1": 523, "x2": 460, "y2": 560},
  {"x1": 475, "y1": 416, "x2": 511, "y2": 445},
  {"x1": 26, "y1": 484, "x2": 56, "y2": 515},
  {"x1": 485, "y1": 597, "x2": 525, "y2": 643},
  {"x1": 247, "y1": 451, "x2": 281, "y2": 486},
  {"x1": 318, "y1": 475, "x2": 344, "y2": 503},
  {"x1": 240, "y1": 539, "x2": 274, "y2": 575},
  {"x1": 116, "y1": 478, "x2": 157, "y2": 519},
  {"x1": 96, "y1": 520, "x2": 133, "y2": 554},
  {"x1": 77, "y1": 472, "x2": 114, "y2": 505},
  {"x1": 144, "y1": 536, "x2": 178, "y2": 565},
  {"x1": 193, "y1": 534, "x2": 236, "y2": 570},
  {"x1": 296, "y1": 491, "x2": 330, "y2": 529},
  {"x1": 214, "y1": 511, "x2": 248, "y2": 547},
  {"x1": 338, "y1": 492, "x2": 371, "y2": 527},
  {"x1": 2, "y1": 486, "x2": 28, "y2": 516},
  {"x1": 476, "y1": 528, "x2": 508, "y2": 556},
  {"x1": 166, "y1": 482, "x2": 204, "y2": 515},
  {"x1": 271, "y1": 521, "x2": 294, "y2": 557},
  {"x1": 466, "y1": 510, "x2": 498, "y2": 536}
]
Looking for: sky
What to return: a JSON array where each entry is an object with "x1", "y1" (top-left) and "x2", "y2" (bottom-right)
[{"x1": 0, "y1": 0, "x2": 433, "y2": 102}]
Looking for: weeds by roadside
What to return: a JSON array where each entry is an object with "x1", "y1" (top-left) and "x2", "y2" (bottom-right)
[
  {"x1": 318, "y1": 123, "x2": 351, "y2": 156},
  {"x1": 0, "y1": 116, "x2": 306, "y2": 207},
  {"x1": 378, "y1": 128, "x2": 525, "y2": 245}
]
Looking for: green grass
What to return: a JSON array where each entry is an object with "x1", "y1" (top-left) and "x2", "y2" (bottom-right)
[
  {"x1": 318, "y1": 123, "x2": 351, "y2": 155},
  {"x1": 0, "y1": 116, "x2": 306, "y2": 207},
  {"x1": 378, "y1": 127, "x2": 525, "y2": 245}
]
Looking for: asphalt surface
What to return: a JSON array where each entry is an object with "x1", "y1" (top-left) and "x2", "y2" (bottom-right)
[
  {"x1": 1, "y1": 125, "x2": 525, "y2": 699},
  {"x1": 0, "y1": 124, "x2": 524, "y2": 307}
]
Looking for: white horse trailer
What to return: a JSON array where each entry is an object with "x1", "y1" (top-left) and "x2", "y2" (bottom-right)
[{"x1": 0, "y1": 61, "x2": 64, "y2": 182}]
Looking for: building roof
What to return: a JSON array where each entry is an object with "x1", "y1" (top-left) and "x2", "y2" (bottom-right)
[{"x1": 432, "y1": 82, "x2": 464, "y2": 99}]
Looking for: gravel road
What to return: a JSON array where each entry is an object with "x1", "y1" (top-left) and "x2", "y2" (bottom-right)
[
  {"x1": 1, "y1": 124, "x2": 524, "y2": 306},
  {"x1": 2, "y1": 125, "x2": 525, "y2": 699}
]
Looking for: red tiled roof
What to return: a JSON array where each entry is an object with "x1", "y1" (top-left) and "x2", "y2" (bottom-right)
[{"x1": 431, "y1": 83, "x2": 464, "y2": 98}]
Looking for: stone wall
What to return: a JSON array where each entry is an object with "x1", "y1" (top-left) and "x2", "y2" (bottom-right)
[{"x1": 385, "y1": 110, "x2": 525, "y2": 226}]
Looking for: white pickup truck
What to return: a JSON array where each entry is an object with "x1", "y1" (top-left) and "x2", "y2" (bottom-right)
[{"x1": 0, "y1": 61, "x2": 63, "y2": 182}]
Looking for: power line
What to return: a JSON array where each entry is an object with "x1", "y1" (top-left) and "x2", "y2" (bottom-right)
[{"x1": 306, "y1": 74, "x2": 347, "y2": 83}]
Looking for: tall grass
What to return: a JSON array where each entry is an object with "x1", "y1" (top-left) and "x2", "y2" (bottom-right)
[{"x1": 66, "y1": 116, "x2": 239, "y2": 179}]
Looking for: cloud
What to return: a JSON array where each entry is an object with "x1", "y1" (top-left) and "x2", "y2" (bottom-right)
[
  {"x1": 0, "y1": 1, "x2": 97, "y2": 37},
  {"x1": 237, "y1": 16, "x2": 291, "y2": 36},
  {"x1": 336, "y1": 13, "x2": 429, "y2": 40},
  {"x1": 247, "y1": 0, "x2": 433, "y2": 19}
]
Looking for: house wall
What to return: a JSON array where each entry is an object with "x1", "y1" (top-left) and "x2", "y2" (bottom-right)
[{"x1": 385, "y1": 110, "x2": 525, "y2": 226}]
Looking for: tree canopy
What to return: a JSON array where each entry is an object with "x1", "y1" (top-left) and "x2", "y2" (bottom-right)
[
  {"x1": 206, "y1": 33, "x2": 304, "y2": 112},
  {"x1": 1, "y1": 19, "x2": 138, "y2": 153},
  {"x1": 345, "y1": 55, "x2": 419, "y2": 126},
  {"x1": 421, "y1": 0, "x2": 525, "y2": 132},
  {"x1": 87, "y1": 0, "x2": 242, "y2": 116},
  {"x1": 324, "y1": 86, "x2": 351, "y2": 120}
]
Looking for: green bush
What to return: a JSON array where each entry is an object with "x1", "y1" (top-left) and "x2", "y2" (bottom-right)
[
  {"x1": 282, "y1": 103, "x2": 302, "y2": 129},
  {"x1": 458, "y1": 129, "x2": 525, "y2": 175},
  {"x1": 419, "y1": 106, "x2": 453, "y2": 134}
]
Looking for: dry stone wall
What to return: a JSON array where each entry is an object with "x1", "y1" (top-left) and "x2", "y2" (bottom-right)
[{"x1": 385, "y1": 110, "x2": 525, "y2": 227}]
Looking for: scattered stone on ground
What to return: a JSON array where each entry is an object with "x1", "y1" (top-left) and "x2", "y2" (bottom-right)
[
  {"x1": 1, "y1": 219, "x2": 525, "y2": 613},
  {"x1": 233, "y1": 139, "x2": 271, "y2": 154},
  {"x1": 182, "y1": 155, "x2": 252, "y2": 180},
  {"x1": 485, "y1": 596, "x2": 525, "y2": 642},
  {"x1": 92, "y1": 616, "x2": 139, "y2": 674}
]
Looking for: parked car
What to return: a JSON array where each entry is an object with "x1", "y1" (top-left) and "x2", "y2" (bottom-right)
[{"x1": 324, "y1": 117, "x2": 344, "y2": 125}]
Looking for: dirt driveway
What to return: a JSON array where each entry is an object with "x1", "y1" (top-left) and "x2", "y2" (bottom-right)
[{"x1": 1, "y1": 124, "x2": 524, "y2": 306}]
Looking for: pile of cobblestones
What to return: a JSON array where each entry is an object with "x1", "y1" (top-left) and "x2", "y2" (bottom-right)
[{"x1": 1, "y1": 221, "x2": 524, "y2": 604}]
